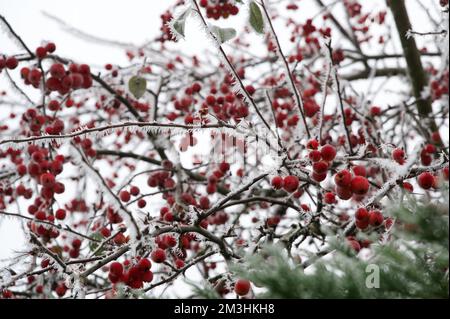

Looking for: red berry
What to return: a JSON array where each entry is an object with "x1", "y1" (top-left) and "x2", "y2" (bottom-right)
[
  {"x1": 355, "y1": 218, "x2": 369, "y2": 230},
  {"x1": 352, "y1": 165, "x2": 366, "y2": 177},
  {"x1": 350, "y1": 176, "x2": 369, "y2": 195},
  {"x1": 245, "y1": 85, "x2": 255, "y2": 95},
  {"x1": 283, "y1": 175, "x2": 299, "y2": 192},
  {"x1": 2, "y1": 289, "x2": 13, "y2": 299},
  {"x1": 334, "y1": 170, "x2": 352, "y2": 188},
  {"x1": 110, "y1": 262, "x2": 123, "y2": 275},
  {"x1": 271, "y1": 176, "x2": 284, "y2": 189},
  {"x1": 120, "y1": 190, "x2": 131, "y2": 202},
  {"x1": 108, "y1": 272, "x2": 121, "y2": 284},
  {"x1": 368, "y1": 210, "x2": 383, "y2": 227},
  {"x1": 417, "y1": 172, "x2": 434, "y2": 189},
  {"x1": 5, "y1": 57, "x2": 18, "y2": 69},
  {"x1": 100, "y1": 227, "x2": 111, "y2": 237},
  {"x1": 70, "y1": 73, "x2": 83, "y2": 89},
  {"x1": 54, "y1": 182, "x2": 65, "y2": 194},
  {"x1": 61, "y1": 75, "x2": 73, "y2": 89},
  {"x1": 311, "y1": 171, "x2": 327, "y2": 182},
  {"x1": 17, "y1": 164, "x2": 27, "y2": 176},
  {"x1": 45, "y1": 42, "x2": 56, "y2": 53},
  {"x1": 312, "y1": 161, "x2": 328, "y2": 174},
  {"x1": 46, "y1": 77, "x2": 62, "y2": 91},
  {"x1": 192, "y1": 82, "x2": 202, "y2": 92},
  {"x1": 35, "y1": 46, "x2": 47, "y2": 59},
  {"x1": 421, "y1": 154, "x2": 432, "y2": 166},
  {"x1": 150, "y1": 248, "x2": 166, "y2": 263},
  {"x1": 320, "y1": 144, "x2": 336, "y2": 161},
  {"x1": 79, "y1": 64, "x2": 91, "y2": 75},
  {"x1": 206, "y1": 95, "x2": 216, "y2": 105},
  {"x1": 219, "y1": 162, "x2": 230, "y2": 172},
  {"x1": 348, "y1": 240, "x2": 361, "y2": 252},
  {"x1": 424, "y1": 144, "x2": 436, "y2": 154},
  {"x1": 163, "y1": 235, "x2": 177, "y2": 247},
  {"x1": 370, "y1": 106, "x2": 381, "y2": 116},
  {"x1": 142, "y1": 270, "x2": 154, "y2": 282},
  {"x1": 28, "y1": 69, "x2": 42, "y2": 84},
  {"x1": 55, "y1": 209, "x2": 66, "y2": 220},
  {"x1": 199, "y1": 196, "x2": 210, "y2": 209},
  {"x1": 431, "y1": 132, "x2": 442, "y2": 143},
  {"x1": 55, "y1": 283, "x2": 67, "y2": 297},
  {"x1": 48, "y1": 100, "x2": 60, "y2": 111},
  {"x1": 50, "y1": 63, "x2": 66, "y2": 79},
  {"x1": 137, "y1": 258, "x2": 152, "y2": 271},
  {"x1": 323, "y1": 192, "x2": 336, "y2": 204},
  {"x1": 40, "y1": 173, "x2": 55, "y2": 188},
  {"x1": 401, "y1": 182, "x2": 414, "y2": 192},
  {"x1": 72, "y1": 238, "x2": 81, "y2": 249},
  {"x1": 336, "y1": 186, "x2": 352, "y2": 200},
  {"x1": 392, "y1": 148, "x2": 405, "y2": 164},
  {"x1": 306, "y1": 139, "x2": 320, "y2": 150},
  {"x1": 138, "y1": 199, "x2": 147, "y2": 208},
  {"x1": 309, "y1": 150, "x2": 322, "y2": 162},
  {"x1": 130, "y1": 186, "x2": 140, "y2": 196},
  {"x1": 355, "y1": 207, "x2": 369, "y2": 221},
  {"x1": 35, "y1": 211, "x2": 46, "y2": 220},
  {"x1": 234, "y1": 279, "x2": 251, "y2": 296},
  {"x1": 175, "y1": 259, "x2": 185, "y2": 269}
]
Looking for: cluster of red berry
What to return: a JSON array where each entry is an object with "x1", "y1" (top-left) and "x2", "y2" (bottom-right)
[
  {"x1": 119, "y1": 186, "x2": 141, "y2": 203},
  {"x1": 354, "y1": 208, "x2": 384, "y2": 230},
  {"x1": 271, "y1": 175, "x2": 299, "y2": 193},
  {"x1": 108, "y1": 258, "x2": 154, "y2": 289},
  {"x1": 16, "y1": 146, "x2": 66, "y2": 239},
  {"x1": 334, "y1": 169, "x2": 369, "y2": 200},
  {"x1": 34, "y1": 42, "x2": 57, "y2": 59},
  {"x1": 206, "y1": 161, "x2": 231, "y2": 194},
  {"x1": 21, "y1": 107, "x2": 63, "y2": 135},
  {"x1": 199, "y1": 0, "x2": 240, "y2": 20},
  {"x1": 159, "y1": 10, "x2": 175, "y2": 43}
]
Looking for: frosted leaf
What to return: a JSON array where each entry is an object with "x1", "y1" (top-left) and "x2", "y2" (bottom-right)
[
  {"x1": 167, "y1": 6, "x2": 192, "y2": 41},
  {"x1": 209, "y1": 25, "x2": 237, "y2": 44}
]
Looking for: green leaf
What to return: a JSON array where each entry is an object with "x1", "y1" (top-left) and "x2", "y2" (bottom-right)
[
  {"x1": 128, "y1": 75, "x2": 147, "y2": 99},
  {"x1": 210, "y1": 25, "x2": 237, "y2": 44},
  {"x1": 249, "y1": 1, "x2": 264, "y2": 34}
]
